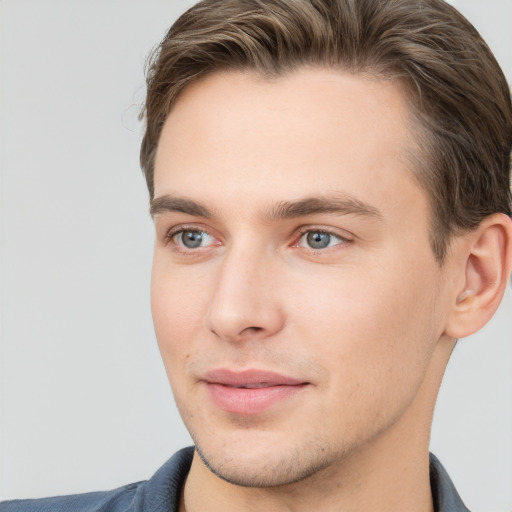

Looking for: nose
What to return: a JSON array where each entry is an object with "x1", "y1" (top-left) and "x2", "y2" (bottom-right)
[{"x1": 204, "y1": 246, "x2": 285, "y2": 343}]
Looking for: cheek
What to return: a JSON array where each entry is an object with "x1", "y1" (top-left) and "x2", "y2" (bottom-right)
[
  {"x1": 150, "y1": 258, "x2": 213, "y2": 372},
  {"x1": 288, "y1": 258, "x2": 441, "y2": 398}
]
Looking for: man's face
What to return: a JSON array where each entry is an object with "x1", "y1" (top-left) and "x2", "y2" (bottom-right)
[{"x1": 151, "y1": 69, "x2": 452, "y2": 486}]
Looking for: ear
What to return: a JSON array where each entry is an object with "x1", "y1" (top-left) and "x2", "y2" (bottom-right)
[{"x1": 444, "y1": 213, "x2": 512, "y2": 339}]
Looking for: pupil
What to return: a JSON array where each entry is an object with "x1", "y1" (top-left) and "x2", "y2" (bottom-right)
[
  {"x1": 183, "y1": 231, "x2": 203, "y2": 248},
  {"x1": 307, "y1": 232, "x2": 330, "y2": 249}
]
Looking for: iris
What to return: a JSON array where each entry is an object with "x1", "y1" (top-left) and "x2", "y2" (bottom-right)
[{"x1": 306, "y1": 232, "x2": 332, "y2": 249}]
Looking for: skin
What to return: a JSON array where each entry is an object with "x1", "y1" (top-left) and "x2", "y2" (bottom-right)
[{"x1": 150, "y1": 68, "x2": 511, "y2": 511}]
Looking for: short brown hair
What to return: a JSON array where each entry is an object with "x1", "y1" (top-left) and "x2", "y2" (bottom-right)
[{"x1": 140, "y1": 0, "x2": 512, "y2": 261}]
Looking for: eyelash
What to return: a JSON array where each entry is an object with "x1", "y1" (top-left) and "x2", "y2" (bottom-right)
[
  {"x1": 163, "y1": 224, "x2": 218, "y2": 252},
  {"x1": 163, "y1": 225, "x2": 351, "y2": 253},
  {"x1": 293, "y1": 227, "x2": 350, "y2": 251}
]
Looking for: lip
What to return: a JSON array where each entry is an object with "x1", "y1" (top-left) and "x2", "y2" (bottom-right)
[{"x1": 202, "y1": 369, "x2": 309, "y2": 415}]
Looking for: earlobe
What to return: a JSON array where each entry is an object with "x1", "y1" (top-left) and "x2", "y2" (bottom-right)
[{"x1": 444, "y1": 213, "x2": 512, "y2": 339}]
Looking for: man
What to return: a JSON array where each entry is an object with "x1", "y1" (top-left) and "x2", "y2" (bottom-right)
[{"x1": 2, "y1": 0, "x2": 511, "y2": 511}]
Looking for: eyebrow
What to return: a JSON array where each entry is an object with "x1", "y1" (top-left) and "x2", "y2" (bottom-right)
[
  {"x1": 150, "y1": 195, "x2": 213, "y2": 218},
  {"x1": 150, "y1": 193, "x2": 382, "y2": 221},
  {"x1": 266, "y1": 196, "x2": 382, "y2": 221}
]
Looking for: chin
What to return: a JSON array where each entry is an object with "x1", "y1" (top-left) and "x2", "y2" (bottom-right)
[{"x1": 191, "y1": 431, "x2": 344, "y2": 488}]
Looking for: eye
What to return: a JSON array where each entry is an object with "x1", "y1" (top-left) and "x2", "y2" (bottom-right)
[
  {"x1": 173, "y1": 229, "x2": 217, "y2": 249},
  {"x1": 297, "y1": 230, "x2": 345, "y2": 250}
]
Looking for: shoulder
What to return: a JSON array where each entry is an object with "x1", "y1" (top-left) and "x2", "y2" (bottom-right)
[
  {"x1": 0, "y1": 483, "x2": 141, "y2": 512},
  {"x1": 0, "y1": 447, "x2": 194, "y2": 512}
]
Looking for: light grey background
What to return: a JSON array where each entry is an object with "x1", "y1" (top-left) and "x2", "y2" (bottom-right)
[{"x1": 0, "y1": 1, "x2": 510, "y2": 510}]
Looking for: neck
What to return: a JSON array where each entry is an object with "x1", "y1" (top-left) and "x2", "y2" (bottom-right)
[{"x1": 181, "y1": 337, "x2": 455, "y2": 512}]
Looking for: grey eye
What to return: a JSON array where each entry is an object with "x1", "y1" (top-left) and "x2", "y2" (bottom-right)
[
  {"x1": 297, "y1": 230, "x2": 345, "y2": 250},
  {"x1": 306, "y1": 231, "x2": 332, "y2": 249},
  {"x1": 181, "y1": 230, "x2": 206, "y2": 248},
  {"x1": 171, "y1": 229, "x2": 218, "y2": 251}
]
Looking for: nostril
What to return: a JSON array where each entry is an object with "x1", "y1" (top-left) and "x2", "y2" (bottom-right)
[
  {"x1": 209, "y1": 325, "x2": 263, "y2": 342},
  {"x1": 243, "y1": 326, "x2": 263, "y2": 334},
  {"x1": 205, "y1": 296, "x2": 285, "y2": 342}
]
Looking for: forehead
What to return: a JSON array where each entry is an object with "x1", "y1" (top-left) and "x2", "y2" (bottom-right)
[{"x1": 153, "y1": 68, "x2": 423, "y2": 221}]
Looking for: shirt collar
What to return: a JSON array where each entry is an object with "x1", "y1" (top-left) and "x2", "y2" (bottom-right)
[{"x1": 430, "y1": 453, "x2": 471, "y2": 512}]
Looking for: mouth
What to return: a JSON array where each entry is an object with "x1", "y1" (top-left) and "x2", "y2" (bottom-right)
[{"x1": 202, "y1": 369, "x2": 309, "y2": 415}]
